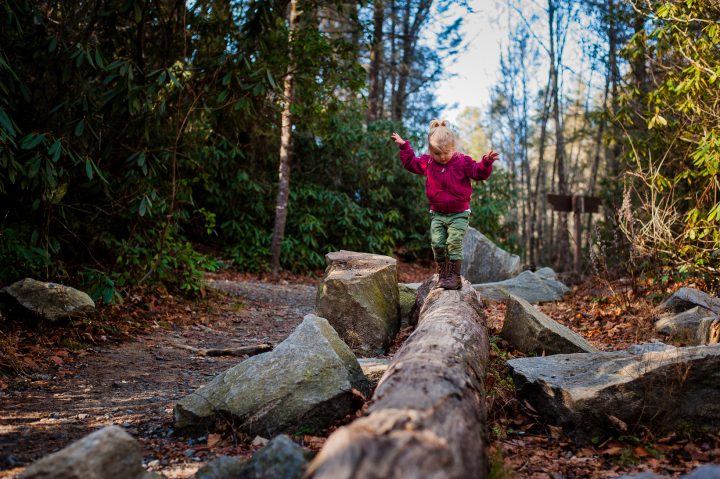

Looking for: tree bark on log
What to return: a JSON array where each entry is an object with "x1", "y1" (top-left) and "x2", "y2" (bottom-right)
[{"x1": 306, "y1": 280, "x2": 490, "y2": 479}]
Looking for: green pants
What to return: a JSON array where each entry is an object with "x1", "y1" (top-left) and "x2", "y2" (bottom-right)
[{"x1": 430, "y1": 211, "x2": 469, "y2": 261}]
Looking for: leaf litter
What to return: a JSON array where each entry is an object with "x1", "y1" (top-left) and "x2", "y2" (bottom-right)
[{"x1": 1, "y1": 268, "x2": 718, "y2": 478}]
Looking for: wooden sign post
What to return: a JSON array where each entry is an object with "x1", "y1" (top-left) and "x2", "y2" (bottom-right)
[{"x1": 547, "y1": 194, "x2": 602, "y2": 274}]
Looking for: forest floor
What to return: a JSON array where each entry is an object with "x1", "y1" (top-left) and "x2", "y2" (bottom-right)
[{"x1": 1, "y1": 261, "x2": 718, "y2": 478}]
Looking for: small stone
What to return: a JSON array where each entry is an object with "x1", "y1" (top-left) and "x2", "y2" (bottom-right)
[
  {"x1": 252, "y1": 436, "x2": 269, "y2": 447},
  {"x1": 184, "y1": 449, "x2": 196, "y2": 457},
  {"x1": 147, "y1": 459, "x2": 160, "y2": 468}
]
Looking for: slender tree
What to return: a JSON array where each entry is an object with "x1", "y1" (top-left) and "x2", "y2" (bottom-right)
[
  {"x1": 367, "y1": 0, "x2": 384, "y2": 122},
  {"x1": 270, "y1": 0, "x2": 300, "y2": 277}
]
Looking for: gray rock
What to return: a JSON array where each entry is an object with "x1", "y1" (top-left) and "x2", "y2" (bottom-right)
[
  {"x1": 501, "y1": 295, "x2": 598, "y2": 355},
  {"x1": 315, "y1": 251, "x2": 399, "y2": 356},
  {"x1": 683, "y1": 465, "x2": 720, "y2": 479},
  {"x1": 1, "y1": 278, "x2": 94, "y2": 322},
  {"x1": 534, "y1": 267, "x2": 556, "y2": 280},
  {"x1": 533, "y1": 267, "x2": 571, "y2": 297},
  {"x1": 614, "y1": 467, "x2": 720, "y2": 479},
  {"x1": 624, "y1": 342, "x2": 673, "y2": 354},
  {"x1": 655, "y1": 307, "x2": 716, "y2": 343},
  {"x1": 474, "y1": 270, "x2": 568, "y2": 303},
  {"x1": 398, "y1": 283, "x2": 416, "y2": 329},
  {"x1": 660, "y1": 287, "x2": 720, "y2": 315},
  {"x1": 401, "y1": 283, "x2": 422, "y2": 291},
  {"x1": 243, "y1": 434, "x2": 309, "y2": 479},
  {"x1": 461, "y1": 227, "x2": 521, "y2": 283},
  {"x1": 508, "y1": 344, "x2": 720, "y2": 443},
  {"x1": 613, "y1": 474, "x2": 665, "y2": 479},
  {"x1": 698, "y1": 317, "x2": 720, "y2": 345},
  {"x1": 174, "y1": 315, "x2": 369, "y2": 436},
  {"x1": 20, "y1": 425, "x2": 158, "y2": 479},
  {"x1": 612, "y1": 474, "x2": 664, "y2": 479},
  {"x1": 195, "y1": 435, "x2": 309, "y2": 479},
  {"x1": 195, "y1": 456, "x2": 246, "y2": 479}
]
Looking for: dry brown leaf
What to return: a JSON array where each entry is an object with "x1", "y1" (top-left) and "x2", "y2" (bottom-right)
[
  {"x1": 602, "y1": 446, "x2": 624, "y2": 456},
  {"x1": 634, "y1": 446, "x2": 651, "y2": 458},
  {"x1": 207, "y1": 433, "x2": 222, "y2": 447},
  {"x1": 303, "y1": 435, "x2": 326, "y2": 450},
  {"x1": 608, "y1": 414, "x2": 628, "y2": 432}
]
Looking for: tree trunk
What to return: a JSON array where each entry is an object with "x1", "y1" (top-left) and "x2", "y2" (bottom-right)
[
  {"x1": 531, "y1": 72, "x2": 553, "y2": 268},
  {"x1": 306, "y1": 281, "x2": 490, "y2": 479},
  {"x1": 367, "y1": 0, "x2": 384, "y2": 123},
  {"x1": 585, "y1": 65, "x2": 610, "y2": 253},
  {"x1": 520, "y1": 39, "x2": 532, "y2": 267},
  {"x1": 391, "y1": 0, "x2": 432, "y2": 122},
  {"x1": 548, "y1": 0, "x2": 570, "y2": 271},
  {"x1": 270, "y1": 0, "x2": 300, "y2": 277},
  {"x1": 606, "y1": 0, "x2": 621, "y2": 182},
  {"x1": 387, "y1": 0, "x2": 397, "y2": 120}
]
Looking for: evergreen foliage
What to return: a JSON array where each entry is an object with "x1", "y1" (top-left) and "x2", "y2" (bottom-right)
[
  {"x1": 618, "y1": 0, "x2": 720, "y2": 279},
  {"x1": 0, "y1": 0, "x2": 451, "y2": 297}
]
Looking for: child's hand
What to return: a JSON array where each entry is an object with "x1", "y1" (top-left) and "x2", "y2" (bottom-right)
[
  {"x1": 391, "y1": 133, "x2": 405, "y2": 145},
  {"x1": 484, "y1": 150, "x2": 500, "y2": 162}
]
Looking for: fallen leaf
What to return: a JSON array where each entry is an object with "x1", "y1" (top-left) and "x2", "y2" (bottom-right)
[
  {"x1": 351, "y1": 388, "x2": 367, "y2": 401},
  {"x1": 608, "y1": 414, "x2": 628, "y2": 432},
  {"x1": 302, "y1": 435, "x2": 326, "y2": 449},
  {"x1": 602, "y1": 446, "x2": 624, "y2": 456},
  {"x1": 207, "y1": 433, "x2": 222, "y2": 447},
  {"x1": 22, "y1": 357, "x2": 39, "y2": 369},
  {"x1": 634, "y1": 446, "x2": 651, "y2": 458}
]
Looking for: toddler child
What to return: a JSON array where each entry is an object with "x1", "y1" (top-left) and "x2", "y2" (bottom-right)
[{"x1": 392, "y1": 119, "x2": 499, "y2": 289}]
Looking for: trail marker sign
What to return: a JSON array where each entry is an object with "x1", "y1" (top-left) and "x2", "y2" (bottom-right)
[{"x1": 547, "y1": 194, "x2": 602, "y2": 273}]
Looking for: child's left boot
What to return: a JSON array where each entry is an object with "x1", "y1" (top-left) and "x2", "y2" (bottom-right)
[
  {"x1": 434, "y1": 260, "x2": 447, "y2": 287},
  {"x1": 439, "y1": 259, "x2": 462, "y2": 290}
]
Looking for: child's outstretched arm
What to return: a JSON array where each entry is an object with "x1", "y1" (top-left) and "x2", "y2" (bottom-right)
[
  {"x1": 392, "y1": 132, "x2": 428, "y2": 175},
  {"x1": 464, "y1": 150, "x2": 499, "y2": 181}
]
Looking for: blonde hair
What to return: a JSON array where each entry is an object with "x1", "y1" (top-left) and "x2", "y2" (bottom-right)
[{"x1": 427, "y1": 119, "x2": 456, "y2": 156}]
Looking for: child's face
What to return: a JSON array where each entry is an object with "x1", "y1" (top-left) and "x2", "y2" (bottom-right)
[{"x1": 430, "y1": 146, "x2": 453, "y2": 164}]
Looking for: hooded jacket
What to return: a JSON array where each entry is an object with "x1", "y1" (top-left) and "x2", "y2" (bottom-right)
[{"x1": 398, "y1": 141, "x2": 495, "y2": 214}]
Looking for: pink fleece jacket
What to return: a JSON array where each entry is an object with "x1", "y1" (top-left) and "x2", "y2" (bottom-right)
[{"x1": 398, "y1": 141, "x2": 495, "y2": 214}]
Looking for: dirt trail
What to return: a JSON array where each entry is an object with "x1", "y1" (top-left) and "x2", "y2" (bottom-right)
[{"x1": 1, "y1": 278, "x2": 317, "y2": 479}]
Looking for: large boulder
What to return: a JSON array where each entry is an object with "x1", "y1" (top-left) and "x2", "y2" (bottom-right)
[
  {"x1": 20, "y1": 426, "x2": 158, "y2": 479},
  {"x1": 613, "y1": 465, "x2": 720, "y2": 479},
  {"x1": 508, "y1": 343, "x2": 720, "y2": 443},
  {"x1": 698, "y1": 318, "x2": 720, "y2": 345},
  {"x1": 397, "y1": 283, "x2": 416, "y2": 329},
  {"x1": 196, "y1": 435, "x2": 309, "y2": 479},
  {"x1": 660, "y1": 287, "x2": 720, "y2": 315},
  {"x1": 315, "y1": 251, "x2": 399, "y2": 355},
  {"x1": 501, "y1": 295, "x2": 598, "y2": 355},
  {"x1": 1, "y1": 278, "x2": 94, "y2": 322},
  {"x1": 655, "y1": 307, "x2": 716, "y2": 344},
  {"x1": 174, "y1": 314, "x2": 369, "y2": 436},
  {"x1": 474, "y1": 270, "x2": 569, "y2": 303},
  {"x1": 461, "y1": 227, "x2": 521, "y2": 283}
]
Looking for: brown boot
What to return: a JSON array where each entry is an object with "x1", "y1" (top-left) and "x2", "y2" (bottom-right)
[
  {"x1": 435, "y1": 260, "x2": 447, "y2": 286},
  {"x1": 439, "y1": 259, "x2": 462, "y2": 290}
]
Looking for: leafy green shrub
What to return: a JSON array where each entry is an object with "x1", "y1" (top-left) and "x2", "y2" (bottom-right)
[{"x1": 0, "y1": 227, "x2": 52, "y2": 283}]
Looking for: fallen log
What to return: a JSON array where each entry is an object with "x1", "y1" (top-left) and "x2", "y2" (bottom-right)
[
  {"x1": 167, "y1": 338, "x2": 272, "y2": 357},
  {"x1": 306, "y1": 280, "x2": 490, "y2": 479}
]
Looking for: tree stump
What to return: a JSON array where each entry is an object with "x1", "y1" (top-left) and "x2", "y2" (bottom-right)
[{"x1": 306, "y1": 280, "x2": 490, "y2": 479}]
